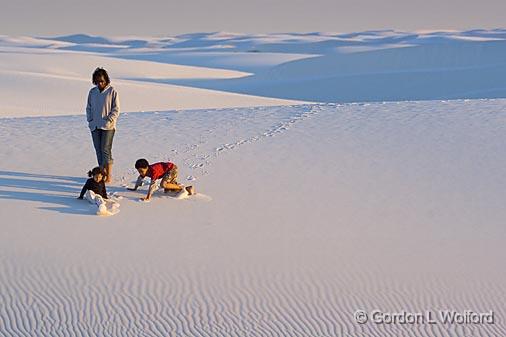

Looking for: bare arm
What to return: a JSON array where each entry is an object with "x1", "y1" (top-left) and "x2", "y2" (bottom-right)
[
  {"x1": 127, "y1": 175, "x2": 144, "y2": 191},
  {"x1": 144, "y1": 180, "x2": 159, "y2": 200}
]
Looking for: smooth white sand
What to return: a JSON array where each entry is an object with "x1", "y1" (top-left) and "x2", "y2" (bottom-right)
[
  {"x1": 0, "y1": 47, "x2": 305, "y2": 118},
  {"x1": 0, "y1": 100, "x2": 505, "y2": 336},
  {"x1": 0, "y1": 30, "x2": 505, "y2": 336}
]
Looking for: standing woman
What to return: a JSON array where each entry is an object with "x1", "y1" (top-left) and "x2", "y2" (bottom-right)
[{"x1": 86, "y1": 68, "x2": 120, "y2": 183}]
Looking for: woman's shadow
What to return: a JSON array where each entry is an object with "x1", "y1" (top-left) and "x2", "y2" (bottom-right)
[{"x1": 0, "y1": 171, "x2": 97, "y2": 215}]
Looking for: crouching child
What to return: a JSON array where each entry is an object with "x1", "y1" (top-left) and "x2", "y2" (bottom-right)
[{"x1": 128, "y1": 158, "x2": 195, "y2": 201}]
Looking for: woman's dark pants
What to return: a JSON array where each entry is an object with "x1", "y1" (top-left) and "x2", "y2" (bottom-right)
[{"x1": 91, "y1": 128, "x2": 115, "y2": 168}]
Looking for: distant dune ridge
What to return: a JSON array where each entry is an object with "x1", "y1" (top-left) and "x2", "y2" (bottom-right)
[
  {"x1": 0, "y1": 30, "x2": 505, "y2": 336},
  {"x1": 1, "y1": 29, "x2": 506, "y2": 118}
]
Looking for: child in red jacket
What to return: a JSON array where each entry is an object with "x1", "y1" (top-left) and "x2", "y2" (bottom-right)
[{"x1": 128, "y1": 158, "x2": 195, "y2": 201}]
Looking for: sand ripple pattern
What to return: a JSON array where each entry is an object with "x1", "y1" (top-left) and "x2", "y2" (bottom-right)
[{"x1": 0, "y1": 259, "x2": 505, "y2": 337}]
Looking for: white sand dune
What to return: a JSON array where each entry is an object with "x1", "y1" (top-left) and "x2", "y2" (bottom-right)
[
  {"x1": 3, "y1": 29, "x2": 506, "y2": 112},
  {"x1": 114, "y1": 29, "x2": 506, "y2": 102},
  {"x1": 0, "y1": 45, "x2": 305, "y2": 118},
  {"x1": 1, "y1": 99, "x2": 505, "y2": 336},
  {"x1": 138, "y1": 39, "x2": 506, "y2": 102}
]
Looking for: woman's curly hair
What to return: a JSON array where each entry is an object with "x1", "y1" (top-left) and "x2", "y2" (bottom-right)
[{"x1": 92, "y1": 67, "x2": 110, "y2": 85}]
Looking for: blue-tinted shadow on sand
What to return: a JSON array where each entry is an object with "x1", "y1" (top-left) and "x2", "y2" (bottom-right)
[{"x1": 0, "y1": 171, "x2": 96, "y2": 215}]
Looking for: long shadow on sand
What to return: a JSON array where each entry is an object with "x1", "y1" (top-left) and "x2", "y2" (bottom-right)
[{"x1": 0, "y1": 171, "x2": 96, "y2": 215}]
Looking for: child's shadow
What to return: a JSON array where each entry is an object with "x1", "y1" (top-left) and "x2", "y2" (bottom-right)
[{"x1": 0, "y1": 171, "x2": 95, "y2": 215}]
